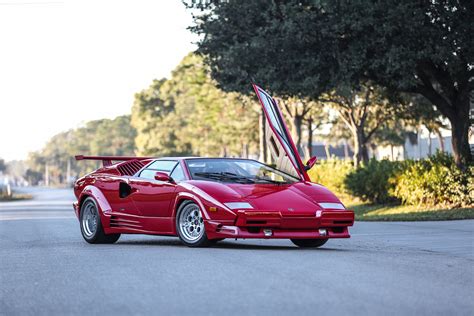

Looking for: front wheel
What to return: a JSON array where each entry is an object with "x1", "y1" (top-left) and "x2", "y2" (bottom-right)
[
  {"x1": 80, "y1": 197, "x2": 120, "y2": 244},
  {"x1": 291, "y1": 238, "x2": 328, "y2": 248},
  {"x1": 176, "y1": 201, "x2": 211, "y2": 247}
]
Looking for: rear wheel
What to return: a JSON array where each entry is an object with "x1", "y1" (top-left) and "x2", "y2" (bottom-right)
[
  {"x1": 80, "y1": 197, "x2": 120, "y2": 244},
  {"x1": 291, "y1": 238, "x2": 328, "y2": 248},
  {"x1": 176, "y1": 201, "x2": 211, "y2": 247}
]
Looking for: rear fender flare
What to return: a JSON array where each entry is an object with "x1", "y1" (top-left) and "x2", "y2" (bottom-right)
[{"x1": 78, "y1": 185, "x2": 112, "y2": 218}]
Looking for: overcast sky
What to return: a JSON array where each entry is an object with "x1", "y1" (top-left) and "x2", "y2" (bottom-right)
[{"x1": 0, "y1": 0, "x2": 196, "y2": 161}]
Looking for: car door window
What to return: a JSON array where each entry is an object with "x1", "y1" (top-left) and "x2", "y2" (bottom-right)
[
  {"x1": 139, "y1": 169, "x2": 159, "y2": 180},
  {"x1": 146, "y1": 160, "x2": 178, "y2": 172},
  {"x1": 139, "y1": 160, "x2": 178, "y2": 179},
  {"x1": 170, "y1": 164, "x2": 186, "y2": 182}
]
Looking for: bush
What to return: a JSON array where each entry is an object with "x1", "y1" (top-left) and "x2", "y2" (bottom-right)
[
  {"x1": 392, "y1": 152, "x2": 473, "y2": 207},
  {"x1": 345, "y1": 159, "x2": 402, "y2": 204},
  {"x1": 307, "y1": 159, "x2": 354, "y2": 197}
]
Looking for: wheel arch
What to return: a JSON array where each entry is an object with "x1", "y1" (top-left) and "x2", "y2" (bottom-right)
[
  {"x1": 77, "y1": 185, "x2": 111, "y2": 217},
  {"x1": 172, "y1": 193, "x2": 206, "y2": 219}
]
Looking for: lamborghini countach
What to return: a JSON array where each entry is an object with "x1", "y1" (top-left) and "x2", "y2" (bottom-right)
[{"x1": 73, "y1": 84, "x2": 354, "y2": 247}]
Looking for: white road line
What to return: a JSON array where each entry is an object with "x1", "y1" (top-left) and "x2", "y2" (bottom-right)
[
  {"x1": 0, "y1": 216, "x2": 75, "y2": 221},
  {"x1": 0, "y1": 211, "x2": 76, "y2": 221},
  {"x1": 0, "y1": 206, "x2": 73, "y2": 211},
  {"x1": 0, "y1": 200, "x2": 74, "y2": 207}
]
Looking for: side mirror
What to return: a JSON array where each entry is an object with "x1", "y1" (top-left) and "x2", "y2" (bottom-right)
[
  {"x1": 154, "y1": 171, "x2": 172, "y2": 182},
  {"x1": 305, "y1": 156, "x2": 317, "y2": 171}
]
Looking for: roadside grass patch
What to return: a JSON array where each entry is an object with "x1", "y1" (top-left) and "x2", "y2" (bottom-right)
[
  {"x1": 0, "y1": 193, "x2": 33, "y2": 202},
  {"x1": 347, "y1": 202, "x2": 474, "y2": 221}
]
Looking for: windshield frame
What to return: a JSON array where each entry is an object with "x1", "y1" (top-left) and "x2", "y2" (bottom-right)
[{"x1": 183, "y1": 158, "x2": 301, "y2": 184}]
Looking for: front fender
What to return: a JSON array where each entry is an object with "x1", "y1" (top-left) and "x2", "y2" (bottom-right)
[{"x1": 174, "y1": 184, "x2": 236, "y2": 218}]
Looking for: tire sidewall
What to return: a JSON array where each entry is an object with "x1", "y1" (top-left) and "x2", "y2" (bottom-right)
[
  {"x1": 176, "y1": 201, "x2": 209, "y2": 247},
  {"x1": 80, "y1": 197, "x2": 102, "y2": 243}
]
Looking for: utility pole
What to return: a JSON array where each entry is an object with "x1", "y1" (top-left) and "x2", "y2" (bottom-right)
[
  {"x1": 45, "y1": 164, "x2": 49, "y2": 187},
  {"x1": 66, "y1": 158, "x2": 71, "y2": 185}
]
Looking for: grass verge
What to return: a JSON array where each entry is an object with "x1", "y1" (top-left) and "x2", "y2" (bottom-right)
[
  {"x1": 0, "y1": 193, "x2": 33, "y2": 202},
  {"x1": 346, "y1": 202, "x2": 474, "y2": 221}
]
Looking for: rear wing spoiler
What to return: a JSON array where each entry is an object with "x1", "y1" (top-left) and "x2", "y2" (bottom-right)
[{"x1": 74, "y1": 155, "x2": 155, "y2": 167}]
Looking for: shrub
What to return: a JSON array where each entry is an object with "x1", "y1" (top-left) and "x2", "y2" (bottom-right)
[
  {"x1": 392, "y1": 152, "x2": 473, "y2": 207},
  {"x1": 307, "y1": 159, "x2": 354, "y2": 197},
  {"x1": 344, "y1": 159, "x2": 402, "y2": 204}
]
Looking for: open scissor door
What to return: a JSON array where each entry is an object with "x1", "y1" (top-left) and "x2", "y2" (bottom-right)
[{"x1": 253, "y1": 84, "x2": 310, "y2": 181}]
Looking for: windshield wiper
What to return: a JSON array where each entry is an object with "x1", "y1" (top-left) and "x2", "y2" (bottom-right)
[
  {"x1": 253, "y1": 176, "x2": 287, "y2": 185},
  {"x1": 220, "y1": 172, "x2": 286, "y2": 184},
  {"x1": 193, "y1": 172, "x2": 255, "y2": 184},
  {"x1": 194, "y1": 172, "x2": 286, "y2": 185}
]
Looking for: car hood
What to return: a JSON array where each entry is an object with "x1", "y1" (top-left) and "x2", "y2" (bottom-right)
[{"x1": 187, "y1": 180, "x2": 343, "y2": 215}]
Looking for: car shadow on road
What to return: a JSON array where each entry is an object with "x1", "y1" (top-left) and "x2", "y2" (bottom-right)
[{"x1": 117, "y1": 238, "x2": 349, "y2": 251}]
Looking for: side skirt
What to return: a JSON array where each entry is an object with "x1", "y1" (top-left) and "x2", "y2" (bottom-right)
[{"x1": 101, "y1": 211, "x2": 176, "y2": 235}]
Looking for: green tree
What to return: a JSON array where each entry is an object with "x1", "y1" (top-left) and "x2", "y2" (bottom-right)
[
  {"x1": 187, "y1": 0, "x2": 473, "y2": 168},
  {"x1": 404, "y1": 95, "x2": 449, "y2": 154},
  {"x1": 131, "y1": 79, "x2": 186, "y2": 156},
  {"x1": 320, "y1": 84, "x2": 406, "y2": 166},
  {"x1": 132, "y1": 53, "x2": 259, "y2": 157},
  {"x1": 27, "y1": 115, "x2": 136, "y2": 185}
]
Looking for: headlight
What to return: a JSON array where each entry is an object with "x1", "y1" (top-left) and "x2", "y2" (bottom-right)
[
  {"x1": 224, "y1": 202, "x2": 253, "y2": 209},
  {"x1": 318, "y1": 202, "x2": 345, "y2": 210}
]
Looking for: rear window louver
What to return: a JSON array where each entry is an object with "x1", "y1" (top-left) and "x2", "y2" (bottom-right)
[{"x1": 116, "y1": 160, "x2": 146, "y2": 176}]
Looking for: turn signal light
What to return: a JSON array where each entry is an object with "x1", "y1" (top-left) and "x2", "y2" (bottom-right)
[{"x1": 209, "y1": 206, "x2": 217, "y2": 212}]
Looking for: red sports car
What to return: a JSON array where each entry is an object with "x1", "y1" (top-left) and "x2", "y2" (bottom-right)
[{"x1": 73, "y1": 84, "x2": 354, "y2": 247}]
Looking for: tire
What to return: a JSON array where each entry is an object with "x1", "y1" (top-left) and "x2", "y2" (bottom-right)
[
  {"x1": 176, "y1": 201, "x2": 211, "y2": 247},
  {"x1": 291, "y1": 238, "x2": 328, "y2": 248},
  {"x1": 80, "y1": 197, "x2": 120, "y2": 244}
]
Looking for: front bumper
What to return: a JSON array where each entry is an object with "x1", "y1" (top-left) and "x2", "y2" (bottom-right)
[{"x1": 205, "y1": 210, "x2": 354, "y2": 239}]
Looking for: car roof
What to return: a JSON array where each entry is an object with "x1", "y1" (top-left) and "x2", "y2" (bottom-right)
[{"x1": 155, "y1": 157, "x2": 255, "y2": 161}]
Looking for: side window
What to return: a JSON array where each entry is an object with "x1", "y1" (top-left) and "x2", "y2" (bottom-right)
[
  {"x1": 139, "y1": 169, "x2": 159, "y2": 180},
  {"x1": 145, "y1": 160, "x2": 178, "y2": 172},
  {"x1": 139, "y1": 160, "x2": 178, "y2": 179},
  {"x1": 170, "y1": 164, "x2": 186, "y2": 182}
]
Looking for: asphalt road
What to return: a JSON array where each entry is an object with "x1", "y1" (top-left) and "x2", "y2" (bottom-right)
[{"x1": 1, "y1": 188, "x2": 473, "y2": 315}]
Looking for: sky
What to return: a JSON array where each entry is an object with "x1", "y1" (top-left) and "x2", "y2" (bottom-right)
[{"x1": 0, "y1": 0, "x2": 196, "y2": 161}]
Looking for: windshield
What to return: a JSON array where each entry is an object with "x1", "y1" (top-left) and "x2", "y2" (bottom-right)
[{"x1": 185, "y1": 158, "x2": 299, "y2": 184}]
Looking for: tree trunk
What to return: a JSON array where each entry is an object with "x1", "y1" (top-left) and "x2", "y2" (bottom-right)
[
  {"x1": 435, "y1": 128, "x2": 445, "y2": 152},
  {"x1": 259, "y1": 108, "x2": 267, "y2": 163},
  {"x1": 353, "y1": 128, "x2": 369, "y2": 167},
  {"x1": 419, "y1": 87, "x2": 471, "y2": 169},
  {"x1": 292, "y1": 115, "x2": 303, "y2": 155},
  {"x1": 324, "y1": 143, "x2": 330, "y2": 159},
  {"x1": 344, "y1": 140, "x2": 349, "y2": 160},
  {"x1": 242, "y1": 142, "x2": 249, "y2": 158},
  {"x1": 450, "y1": 110, "x2": 471, "y2": 169},
  {"x1": 306, "y1": 118, "x2": 313, "y2": 159}
]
